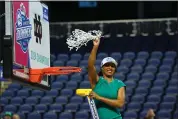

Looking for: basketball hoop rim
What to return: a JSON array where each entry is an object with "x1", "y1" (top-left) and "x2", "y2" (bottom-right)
[{"x1": 13, "y1": 66, "x2": 82, "y2": 83}]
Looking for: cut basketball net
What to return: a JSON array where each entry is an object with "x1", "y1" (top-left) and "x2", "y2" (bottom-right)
[
  {"x1": 13, "y1": 66, "x2": 81, "y2": 83},
  {"x1": 66, "y1": 29, "x2": 103, "y2": 51}
]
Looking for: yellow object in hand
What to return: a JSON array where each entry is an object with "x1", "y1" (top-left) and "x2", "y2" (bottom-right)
[{"x1": 76, "y1": 89, "x2": 92, "y2": 96}]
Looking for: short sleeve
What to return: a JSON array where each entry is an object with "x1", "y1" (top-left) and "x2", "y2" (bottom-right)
[{"x1": 117, "y1": 80, "x2": 126, "y2": 90}]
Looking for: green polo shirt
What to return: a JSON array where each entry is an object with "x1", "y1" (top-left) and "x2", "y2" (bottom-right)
[{"x1": 93, "y1": 76, "x2": 126, "y2": 119}]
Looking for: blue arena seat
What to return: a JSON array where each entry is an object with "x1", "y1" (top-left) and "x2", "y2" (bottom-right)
[
  {"x1": 127, "y1": 72, "x2": 140, "y2": 82},
  {"x1": 127, "y1": 102, "x2": 141, "y2": 112},
  {"x1": 79, "y1": 60, "x2": 88, "y2": 67},
  {"x1": 83, "y1": 53, "x2": 90, "y2": 60},
  {"x1": 120, "y1": 59, "x2": 132, "y2": 67},
  {"x1": 163, "y1": 95, "x2": 177, "y2": 103},
  {"x1": 11, "y1": 97, "x2": 24, "y2": 106},
  {"x1": 66, "y1": 60, "x2": 78, "y2": 67},
  {"x1": 60, "y1": 89, "x2": 74, "y2": 97},
  {"x1": 135, "y1": 87, "x2": 148, "y2": 96},
  {"x1": 4, "y1": 104, "x2": 17, "y2": 113},
  {"x1": 145, "y1": 65, "x2": 157, "y2": 74},
  {"x1": 65, "y1": 103, "x2": 79, "y2": 112},
  {"x1": 148, "y1": 58, "x2": 160, "y2": 67},
  {"x1": 75, "y1": 110, "x2": 89, "y2": 119},
  {"x1": 139, "y1": 110, "x2": 148, "y2": 119},
  {"x1": 59, "y1": 111, "x2": 73, "y2": 119},
  {"x1": 137, "y1": 51, "x2": 149, "y2": 60},
  {"x1": 19, "y1": 104, "x2": 32, "y2": 113},
  {"x1": 79, "y1": 81, "x2": 91, "y2": 88},
  {"x1": 124, "y1": 111, "x2": 138, "y2": 119},
  {"x1": 157, "y1": 110, "x2": 172, "y2": 119},
  {"x1": 2, "y1": 90, "x2": 16, "y2": 99},
  {"x1": 162, "y1": 58, "x2": 174, "y2": 66},
  {"x1": 16, "y1": 112, "x2": 25, "y2": 119},
  {"x1": 156, "y1": 72, "x2": 169, "y2": 81},
  {"x1": 138, "y1": 80, "x2": 151, "y2": 88},
  {"x1": 147, "y1": 95, "x2": 161, "y2": 103},
  {"x1": 97, "y1": 52, "x2": 108, "y2": 59},
  {"x1": 70, "y1": 53, "x2": 82, "y2": 61},
  {"x1": 31, "y1": 90, "x2": 45, "y2": 98},
  {"x1": 123, "y1": 52, "x2": 136, "y2": 60},
  {"x1": 125, "y1": 80, "x2": 136, "y2": 89},
  {"x1": 55, "y1": 96, "x2": 69, "y2": 105},
  {"x1": 114, "y1": 73, "x2": 125, "y2": 81},
  {"x1": 165, "y1": 51, "x2": 177, "y2": 59},
  {"x1": 159, "y1": 65, "x2": 172, "y2": 73},
  {"x1": 70, "y1": 96, "x2": 84, "y2": 104},
  {"x1": 25, "y1": 97, "x2": 39, "y2": 106},
  {"x1": 134, "y1": 59, "x2": 146, "y2": 67},
  {"x1": 171, "y1": 72, "x2": 178, "y2": 79},
  {"x1": 27, "y1": 112, "x2": 42, "y2": 119},
  {"x1": 70, "y1": 74, "x2": 83, "y2": 82},
  {"x1": 56, "y1": 75, "x2": 69, "y2": 83},
  {"x1": 65, "y1": 81, "x2": 78, "y2": 90},
  {"x1": 57, "y1": 54, "x2": 69, "y2": 62},
  {"x1": 40, "y1": 96, "x2": 54, "y2": 105},
  {"x1": 150, "y1": 87, "x2": 164, "y2": 96},
  {"x1": 8, "y1": 83, "x2": 22, "y2": 91},
  {"x1": 141, "y1": 72, "x2": 154, "y2": 81},
  {"x1": 45, "y1": 89, "x2": 59, "y2": 98},
  {"x1": 43, "y1": 111, "x2": 58, "y2": 119},
  {"x1": 0, "y1": 97, "x2": 9, "y2": 106},
  {"x1": 53, "y1": 60, "x2": 65, "y2": 66},
  {"x1": 17, "y1": 90, "x2": 30, "y2": 99},
  {"x1": 131, "y1": 95, "x2": 145, "y2": 103},
  {"x1": 110, "y1": 52, "x2": 122, "y2": 61},
  {"x1": 50, "y1": 103, "x2": 63, "y2": 113},
  {"x1": 51, "y1": 82, "x2": 64, "y2": 90},
  {"x1": 35, "y1": 104, "x2": 48, "y2": 113},
  {"x1": 151, "y1": 51, "x2": 163, "y2": 59},
  {"x1": 143, "y1": 102, "x2": 158, "y2": 112},
  {"x1": 160, "y1": 102, "x2": 175, "y2": 112},
  {"x1": 169, "y1": 79, "x2": 178, "y2": 87},
  {"x1": 80, "y1": 102, "x2": 90, "y2": 112},
  {"x1": 117, "y1": 66, "x2": 129, "y2": 74},
  {"x1": 95, "y1": 60, "x2": 102, "y2": 66},
  {"x1": 131, "y1": 65, "x2": 143, "y2": 74},
  {"x1": 166, "y1": 86, "x2": 178, "y2": 96},
  {"x1": 153, "y1": 79, "x2": 167, "y2": 88}
]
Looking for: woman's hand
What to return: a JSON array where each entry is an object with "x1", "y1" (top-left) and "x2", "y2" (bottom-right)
[
  {"x1": 93, "y1": 37, "x2": 100, "y2": 46},
  {"x1": 89, "y1": 91, "x2": 101, "y2": 100}
]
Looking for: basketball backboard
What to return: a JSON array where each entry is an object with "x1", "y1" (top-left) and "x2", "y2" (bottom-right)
[{"x1": 3, "y1": 1, "x2": 51, "y2": 90}]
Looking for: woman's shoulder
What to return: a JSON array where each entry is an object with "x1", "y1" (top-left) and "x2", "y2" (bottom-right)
[{"x1": 114, "y1": 79, "x2": 126, "y2": 87}]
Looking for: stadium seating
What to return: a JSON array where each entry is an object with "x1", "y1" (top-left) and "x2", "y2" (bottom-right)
[{"x1": 1, "y1": 51, "x2": 177, "y2": 119}]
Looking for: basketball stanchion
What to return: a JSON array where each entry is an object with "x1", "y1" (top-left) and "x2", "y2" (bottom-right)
[{"x1": 76, "y1": 89, "x2": 100, "y2": 119}]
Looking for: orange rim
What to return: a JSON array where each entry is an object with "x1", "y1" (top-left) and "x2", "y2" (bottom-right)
[{"x1": 14, "y1": 67, "x2": 82, "y2": 83}]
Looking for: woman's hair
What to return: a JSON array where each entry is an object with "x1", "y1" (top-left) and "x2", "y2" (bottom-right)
[{"x1": 98, "y1": 70, "x2": 103, "y2": 76}]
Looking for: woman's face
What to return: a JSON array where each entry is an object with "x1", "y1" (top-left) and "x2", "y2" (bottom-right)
[{"x1": 102, "y1": 62, "x2": 116, "y2": 77}]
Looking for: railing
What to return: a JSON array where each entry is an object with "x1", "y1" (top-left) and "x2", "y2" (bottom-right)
[{"x1": 50, "y1": 17, "x2": 177, "y2": 39}]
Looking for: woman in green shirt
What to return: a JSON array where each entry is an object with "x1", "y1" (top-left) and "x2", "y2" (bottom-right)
[{"x1": 88, "y1": 37, "x2": 126, "y2": 119}]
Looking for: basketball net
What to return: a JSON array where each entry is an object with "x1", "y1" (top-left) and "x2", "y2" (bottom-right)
[{"x1": 66, "y1": 29, "x2": 103, "y2": 51}]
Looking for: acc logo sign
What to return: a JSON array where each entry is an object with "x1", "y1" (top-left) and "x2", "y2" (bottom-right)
[{"x1": 16, "y1": 3, "x2": 32, "y2": 53}]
